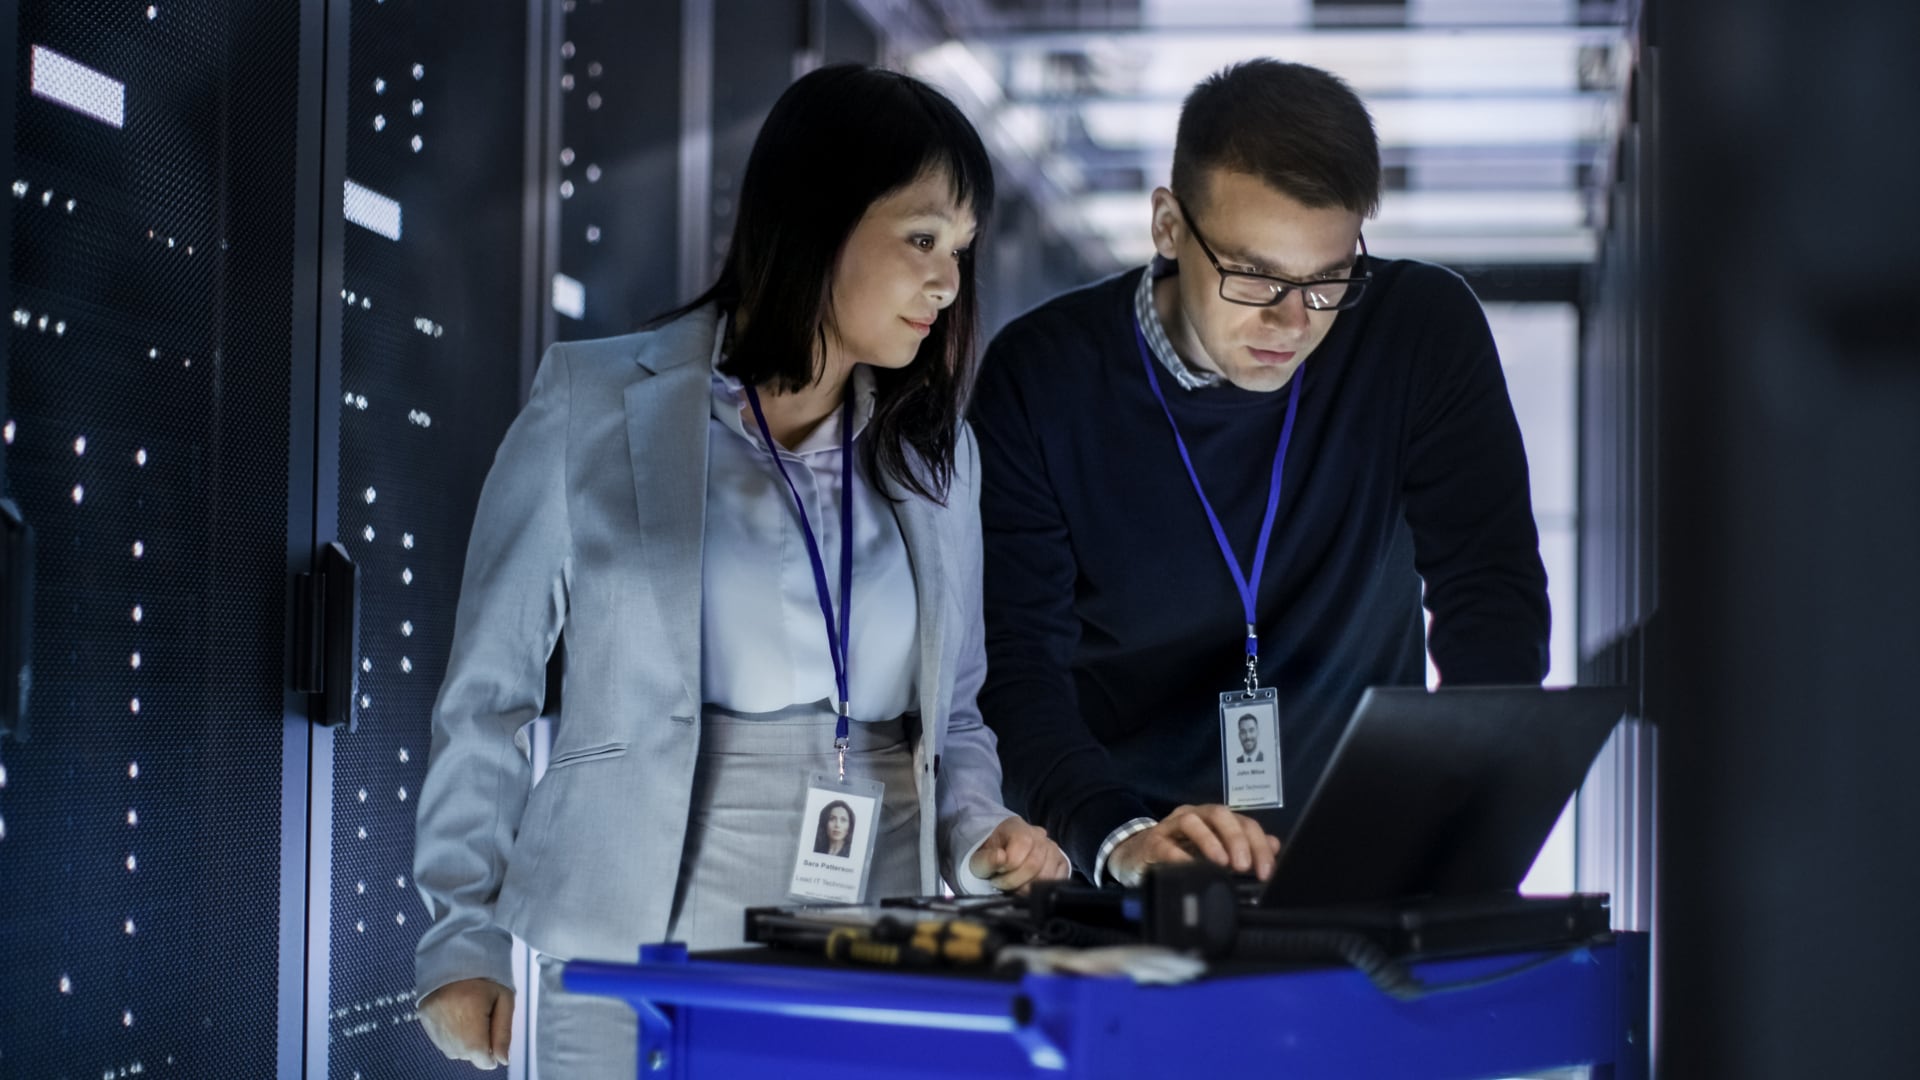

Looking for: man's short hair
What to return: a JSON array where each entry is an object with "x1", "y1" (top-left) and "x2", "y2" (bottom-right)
[
  {"x1": 1239, "y1": 714, "x2": 1259, "y2": 728},
  {"x1": 1172, "y1": 59, "x2": 1381, "y2": 219}
]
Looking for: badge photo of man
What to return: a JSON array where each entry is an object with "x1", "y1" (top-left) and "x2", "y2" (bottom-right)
[{"x1": 1235, "y1": 713, "x2": 1264, "y2": 764}]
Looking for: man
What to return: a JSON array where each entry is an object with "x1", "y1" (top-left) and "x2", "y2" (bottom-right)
[
  {"x1": 970, "y1": 60, "x2": 1549, "y2": 888},
  {"x1": 1235, "y1": 714, "x2": 1263, "y2": 764}
]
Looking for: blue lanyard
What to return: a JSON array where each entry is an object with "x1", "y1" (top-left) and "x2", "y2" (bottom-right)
[
  {"x1": 743, "y1": 384, "x2": 856, "y2": 770},
  {"x1": 1132, "y1": 318, "x2": 1302, "y2": 692}
]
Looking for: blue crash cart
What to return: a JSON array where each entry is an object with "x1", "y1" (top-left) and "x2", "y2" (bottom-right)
[{"x1": 563, "y1": 932, "x2": 1649, "y2": 1078}]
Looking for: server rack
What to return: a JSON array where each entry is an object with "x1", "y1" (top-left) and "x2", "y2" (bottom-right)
[
  {"x1": 0, "y1": 4, "x2": 317, "y2": 1075},
  {"x1": 311, "y1": 2, "x2": 540, "y2": 1077}
]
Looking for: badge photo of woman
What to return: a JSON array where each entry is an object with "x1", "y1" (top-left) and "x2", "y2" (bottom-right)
[
  {"x1": 815, "y1": 799, "x2": 857, "y2": 858},
  {"x1": 410, "y1": 63, "x2": 1071, "y2": 1078}
]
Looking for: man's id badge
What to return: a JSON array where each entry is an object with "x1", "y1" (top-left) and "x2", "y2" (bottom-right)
[
  {"x1": 1219, "y1": 689, "x2": 1283, "y2": 810},
  {"x1": 788, "y1": 772, "x2": 884, "y2": 904}
]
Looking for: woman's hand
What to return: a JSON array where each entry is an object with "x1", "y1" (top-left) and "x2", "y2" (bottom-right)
[
  {"x1": 418, "y1": 977, "x2": 515, "y2": 1069},
  {"x1": 968, "y1": 816, "x2": 1071, "y2": 894}
]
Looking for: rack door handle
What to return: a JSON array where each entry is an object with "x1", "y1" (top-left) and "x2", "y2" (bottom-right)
[
  {"x1": 293, "y1": 541, "x2": 361, "y2": 731},
  {"x1": 1, "y1": 498, "x2": 33, "y2": 742}
]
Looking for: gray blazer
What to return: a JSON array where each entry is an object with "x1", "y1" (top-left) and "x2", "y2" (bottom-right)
[{"x1": 411, "y1": 305, "x2": 1013, "y2": 999}]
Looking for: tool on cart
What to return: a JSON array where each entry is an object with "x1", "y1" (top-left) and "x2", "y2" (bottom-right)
[
  {"x1": 823, "y1": 914, "x2": 1007, "y2": 968},
  {"x1": 747, "y1": 902, "x2": 1021, "y2": 969}
]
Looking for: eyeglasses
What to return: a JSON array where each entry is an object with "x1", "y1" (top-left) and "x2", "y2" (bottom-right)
[{"x1": 1175, "y1": 196, "x2": 1371, "y2": 311}]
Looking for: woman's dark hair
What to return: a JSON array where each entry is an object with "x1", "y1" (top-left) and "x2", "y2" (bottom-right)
[
  {"x1": 664, "y1": 64, "x2": 994, "y2": 504},
  {"x1": 814, "y1": 800, "x2": 856, "y2": 856},
  {"x1": 1172, "y1": 59, "x2": 1380, "y2": 219}
]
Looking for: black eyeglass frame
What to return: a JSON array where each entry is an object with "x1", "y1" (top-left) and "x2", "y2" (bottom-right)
[{"x1": 1174, "y1": 195, "x2": 1372, "y2": 311}]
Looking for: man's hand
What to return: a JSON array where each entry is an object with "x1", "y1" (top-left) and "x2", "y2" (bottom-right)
[
  {"x1": 969, "y1": 816, "x2": 1071, "y2": 894},
  {"x1": 418, "y1": 978, "x2": 514, "y2": 1069},
  {"x1": 1108, "y1": 804, "x2": 1281, "y2": 887}
]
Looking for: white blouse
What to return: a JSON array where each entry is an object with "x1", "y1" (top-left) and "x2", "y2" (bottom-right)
[{"x1": 699, "y1": 336, "x2": 920, "y2": 719}]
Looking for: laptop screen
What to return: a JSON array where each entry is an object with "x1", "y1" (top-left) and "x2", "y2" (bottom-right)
[{"x1": 1258, "y1": 685, "x2": 1629, "y2": 908}]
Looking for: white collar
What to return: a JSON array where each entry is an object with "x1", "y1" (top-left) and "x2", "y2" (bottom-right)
[{"x1": 708, "y1": 313, "x2": 878, "y2": 456}]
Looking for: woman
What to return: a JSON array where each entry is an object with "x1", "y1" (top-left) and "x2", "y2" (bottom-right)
[
  {"x1": 410, "y1": 64, "x2": 1068, "y2": 1076},
  {"x1": 814, "y1": 800, "x2": 856, "y2": 858}
]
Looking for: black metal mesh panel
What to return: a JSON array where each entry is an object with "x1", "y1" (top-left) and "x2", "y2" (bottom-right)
[
  {"x1": 553, "y1": 0, "x2": 682, "y2": 339},
  {"x1": 326, "y1": 2, "x2": 528, "y2": 1074},
  {"x1": 0, "y1": 3, "x2": 302, "y2": 1076}
]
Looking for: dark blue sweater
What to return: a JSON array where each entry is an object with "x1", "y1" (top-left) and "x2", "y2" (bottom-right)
[{"x1": 969, "y1": 260, "x2": 1550, "y2": 876}]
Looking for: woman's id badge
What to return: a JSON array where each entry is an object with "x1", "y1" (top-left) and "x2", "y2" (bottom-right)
[
  {"x1": 788, "y1": 772, "x2": 884, "y2": 904},
  {"x1": 1219, "y1": 688, "x2": 1283, "y2": 810}
]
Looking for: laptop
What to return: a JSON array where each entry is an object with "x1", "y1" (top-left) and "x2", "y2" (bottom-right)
[{"x1": 1256, "y1": 684, "x2": 1630, "y2": 910}]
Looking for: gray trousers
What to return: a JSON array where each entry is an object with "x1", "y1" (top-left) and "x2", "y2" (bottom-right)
[{"x1": 533, "y1": 706, "x2": 922, "y2": 1079}]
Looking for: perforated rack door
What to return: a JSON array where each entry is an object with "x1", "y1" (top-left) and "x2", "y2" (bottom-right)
[
  {"x1": 0, "y1": 2, "x2": 309, "y2": 1076},
  {"x1": 319, "y1": 1, "x2": 533, "y2": 1076},
  {"x1": 549, "y1": 0, "x2": 682, "y2": 342}
]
